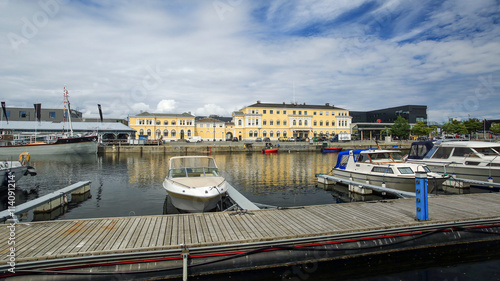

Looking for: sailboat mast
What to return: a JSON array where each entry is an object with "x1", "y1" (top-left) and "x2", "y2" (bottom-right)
[{"x1": 64, "y1": 87, "x2": 74, "y2": 137}]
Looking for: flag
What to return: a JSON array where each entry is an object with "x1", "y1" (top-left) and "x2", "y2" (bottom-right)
[
  {"x1": 1, "y1": 102, "x2": 8, "y2": 122},
  {"x1": 34, "y1": 103, "x2": 41, "y2": 122},
  {"x1": 98, "y1": 104, "x2": 103, "y2": 123}
]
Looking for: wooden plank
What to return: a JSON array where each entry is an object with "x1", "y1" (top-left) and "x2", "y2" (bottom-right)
[
  {"x1": 141, "y1": 216, "x2": 160, "y2": 248},
  {"x1": 169, "y1": 215, "x2": 179, "y2": 245},
  {"x1": 52, "y1": 219, "x2": 104, "y2": 255},
  {"x1": 126, "y1": 217, "x2": 147, "y2": 249},
  {"x1": 77, "y1": 219, "x2": 117, "y2": 253},
  {"x1": 108, "y1": 217, "x2": 138, "y2": 251}
]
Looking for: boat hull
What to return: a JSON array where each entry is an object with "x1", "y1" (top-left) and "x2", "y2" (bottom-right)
[
  {"x1": 262, "y1": 148, "x2": 278, "y2": 154},
  {"x1": 163, "y1": 178, "x2": 227, "y2": 212},
  {"x1": 0, "y1": 141, "x2": 97, "y2": 156},
  {"x1": 332, "y1": 169, "x2": 448, "y2": 193},
  {"x1": 0, "y1": 165, "x2": 28, "y2": 187},
  {"x1": 322, "y1": 147, "x2": 342, "y2": 153},
  {"x1": 409, "y1": 161, "x2": 500, "y2": 183}
]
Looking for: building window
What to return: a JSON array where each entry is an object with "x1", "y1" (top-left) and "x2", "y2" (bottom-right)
[
  {"x1": 254, "y1": 130, "x2": 258, "y2": 137},
  {"x1": 263, "y1": 131, "x2": 267, "y2": 137},
  {"x1": 238, "y1": 120, "x2": 242, "y2": 126},
  {"x1": 172, "y1": 121, "x2": 176, "y2": 125},
  {"x1": 249, "y1": 131, "x2": 253, "y2": 137},
  {"x1": 326, "y1": 121, "x2": 329, "y2": 126},
  {"x1": 304, "y1": 111, "x2": 307, "y2": 115},
  {"x1": 147, "y1": 129, "x2": 151, "y2": 136},
  {"x1": 270, "y1": 131, "x2": 274, "y2": 137},
  {"x1": 171, "y1": 130, "x2": 176, "y2": 137},
  {"x1": 256, "y1": 119, "x2": 259, "y2": 126},
  {"x1": 263, "y1": 120, "x2": 267, "y2": 126},
  {"x1": 156, "y1": 120, "x2": 160, "y2": 125},
  {"x1": 283, "y1": 120, "x2": 287, "y2": 126},
  {"x1": 320, "y1": 111, "x2": 323, "y2": 115},
  {"x1": 5, "y1": 110, "x2": 10, "y2": 118},
  {"x1": 283, "y1": 131, "x2": 287, "y2": 137},
  {"x1": 299, "y1": 111, "x2": 302, "y2": 115},
  {"x1": 304, "y1": 120, "x2": 308, "y2": 126},
  {"x1": 283, "y1": 110, "x2": 287, "y2": 114},
  {"x1": 277, "y1": 110, "x2": 280, "y2": 114},
  {"x1": 164, "y1": 120, "x2": 168, "y2": 125},
  {"x1": 293, "y1": 111, "x2": 296, "y2": 115},
  {"x1": 320, "y1": 121, "x2": 323, "y2": 126},
  {"x1": 156, "y1": 129, "x2": 161, "y2": 138},
  {"x1": 326, "y1": 112, "x2": 329, "y2": 116},
  {"x1": 313, "y1": 112, "x2": 317, "y2": 115},
  {"x1": 49, "y1": 112, "x2": 56, "y2": 119},
  {"x1": 270, "y1": 110, "x2": 273, "y2": 114},
  {"x1": 163, "y1": 129, "x2": 168, "y2": 137},
  {"x1": 314, "y1": 121, "x2": 317, "y2": 126},
  {"x1": 263, "y1": 110, "x2": 266, "y2": 114},
  {"x1": 299, "y1": 120, "x2": 302, "y2": 126},
  {"x1": 187, "y1": 130, "x2": 192, "y2": 137},
  {"x1": 293, "y1": 120, "x2": 297, "y2": 126},
  {"x1": 270, "y1": 120, "x2": 274, "y2": 125},
  {"x1": 139, "y1": 129, "x2": 144, "y2": 135},
  {"x1": 277, "y1": 120, "x2": 280, "y2": 126},
  {"x1": 276, "y1": 131, "x2": 280, "y2": 137},
  {"x1": 19, "y1": 111, "x2": 27, "y2": 118}
]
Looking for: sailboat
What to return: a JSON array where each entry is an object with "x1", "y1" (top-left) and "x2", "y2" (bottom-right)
[{"x1": 0, "y1": 87, "x2": 98, "y2": 156}]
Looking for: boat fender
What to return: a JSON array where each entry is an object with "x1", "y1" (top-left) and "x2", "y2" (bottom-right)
[{"x1": 19, "y1": 152, "x2": 31, "y2": 165}]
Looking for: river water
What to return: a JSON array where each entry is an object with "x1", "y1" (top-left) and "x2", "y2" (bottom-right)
[{"x1": 3, "y1": 151, "x2": 500, "y2": 280}]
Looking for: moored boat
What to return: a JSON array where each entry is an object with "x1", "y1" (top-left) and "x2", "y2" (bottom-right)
[
  {"x1": 321, "y1": 147, "x2": 342, "y2": 153},
  {"x1": 1, "y1": 153, "x2": 37, "y2": 187},
  {"x1": 163, "y1": 156, "x2": 227, "y2": 212},
  {"x1": 331, "y1": 149, "x2": 448, "y2": 192},
  {"x1": 0, "y1": 134, "x2": 98, "y2": 156},
  {"x1": 407, "y1": 140, "x2": 500, "y2": 184}
]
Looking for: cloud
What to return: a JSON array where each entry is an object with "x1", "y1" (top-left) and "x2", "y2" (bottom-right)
[
  {"x1": 156, "y1": 99, "x2": 177, "y2": 113},
  {"x1": 0, "y1": 0, "x2": 499, "y2": 124}
]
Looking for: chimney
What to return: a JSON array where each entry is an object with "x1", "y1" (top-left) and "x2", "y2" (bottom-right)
[
  {"x1": 325, "y1": 103, "x2": 329, "y2": 106},
  {"x1": 257, "y1": 100, "x2": 261, "y2": 104}
]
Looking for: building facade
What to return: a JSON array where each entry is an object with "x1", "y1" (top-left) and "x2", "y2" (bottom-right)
[
  {"x1": 233, "y1": 101, "x2": 351, "y2": 141},
  {"x1": 129, "y1": 112, "x2": 196, "y2": 141},
  {"x1": 1, "y1": 107, "x2": 82, "y2": 122}
]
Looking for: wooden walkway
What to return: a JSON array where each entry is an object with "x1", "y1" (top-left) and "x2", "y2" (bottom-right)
[{"x1": 1, "y1": 193, "x2": 499, "y2": 264}]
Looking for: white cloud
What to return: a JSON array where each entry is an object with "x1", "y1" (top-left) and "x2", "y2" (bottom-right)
[
  {"x1": 0, "y1": 0, "x2": 499, "y2": 124},
  {"x1": 156, "y1": 99, "x2": 177, "y2": 113}
]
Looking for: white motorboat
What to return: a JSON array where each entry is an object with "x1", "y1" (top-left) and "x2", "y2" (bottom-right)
[
  {"x1": 407, "y1": 140, "x2": 500, "y2": 183},
  {"x1": 163, "y1": 156, "x2": 227, "y2": 212},
  {"x1": 1, "y1": 153, "x2": 37, "y2": 187},
  {"x1": 332, "y1": 149, "x2": 448, "y2": 192}
]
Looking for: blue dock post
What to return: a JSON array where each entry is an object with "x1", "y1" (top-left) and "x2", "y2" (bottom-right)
[{"x1": 415, "y1": 169, "x2": 429, "y2": 221}]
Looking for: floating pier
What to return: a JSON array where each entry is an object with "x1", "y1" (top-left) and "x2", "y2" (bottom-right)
[
  {"x1": 1, "y1": 192, "x2": 499, "y2": 280},
  {"x1": 0, "y1": 181, "x2": 91, "y2": 223}
]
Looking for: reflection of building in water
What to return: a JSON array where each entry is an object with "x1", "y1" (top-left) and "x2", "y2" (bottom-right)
[
  {"x1": 214, "y1": 153, "x2": 340, "y2": 195},
  {"x1": 123, "y1": 154, "x2": 169, "y2": 185}
]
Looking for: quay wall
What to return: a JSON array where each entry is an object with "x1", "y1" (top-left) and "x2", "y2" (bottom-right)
[{"x1": 99, "y1": 141, "x2": 412, "y2": 154}]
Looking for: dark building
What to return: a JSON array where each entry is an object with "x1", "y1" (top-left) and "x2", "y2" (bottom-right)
[
  {"x1": 351, "y1": 105, "x2": 427, "y2": 124},
  {"x1": 1, "y1": 107, "x2": 82, "y2": 122}
]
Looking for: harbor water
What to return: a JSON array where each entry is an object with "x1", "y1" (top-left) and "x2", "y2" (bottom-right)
[{"x1": 2, "y1": 151, "x2": 499, "y2": 280}]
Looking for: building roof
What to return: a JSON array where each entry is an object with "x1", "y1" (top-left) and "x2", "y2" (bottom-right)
[
  {"x1": 133, "y1": 112, "x2": 194, "y2": 118},
  {"x1": 245, "y1": 101, "x2": 346, "y2": 110},
  {"x1": 196, "y1": 117, "x2": 225, "y2": 123},
  {"x1": 0, "y1": 121, "x2": 135, "y2": 133}
]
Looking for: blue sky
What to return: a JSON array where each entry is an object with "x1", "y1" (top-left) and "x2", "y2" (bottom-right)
[{"x1": 1, "y1": 0, "x2": 499, "y2": 123}]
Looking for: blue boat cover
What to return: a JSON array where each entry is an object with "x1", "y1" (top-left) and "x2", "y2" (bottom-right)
[{"x1": 334, "y1": 148, "x2": 373, "y2": 170}]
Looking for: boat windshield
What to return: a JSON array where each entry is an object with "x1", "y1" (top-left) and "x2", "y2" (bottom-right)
[
  {"x1": 169, "y1": 167, "x2": 220, "y2": 178},
  {"x1": 366, "y1": 152, "x2": 404, "y2": 163},
  {"x1": 473, "y1": 147, "x2": 500, "y2": 156}
]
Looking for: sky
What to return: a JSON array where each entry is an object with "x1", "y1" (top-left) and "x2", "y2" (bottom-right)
[{"x1": 1, "y1": 0, "x2": 499, "y2": 123}]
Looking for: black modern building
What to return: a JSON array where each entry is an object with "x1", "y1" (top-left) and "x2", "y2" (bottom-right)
[{"x1": 351, "y1": 105, "x2": 427, "y2": 124}]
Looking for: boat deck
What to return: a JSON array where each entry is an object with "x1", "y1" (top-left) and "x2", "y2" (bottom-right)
[{"x1": 1, "y1": 193, "x2": 499, "y2": 264}]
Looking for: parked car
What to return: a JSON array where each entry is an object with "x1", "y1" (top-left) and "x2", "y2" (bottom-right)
[
  {"x1": 255, "y1": 138, "x2": 262, "y2": 142},
  {"x1": 296, "y1": 137, "x2": 305, "y2": 142},
  {"x1": 278, "y1": 137, "x2": 288, "y2": 142},
  {"x1": 263, "y1": 137, "x2": 271, "y2": 142},
  {"x1": 288, "y1": 137, "x2": 296, "y2": 142}
]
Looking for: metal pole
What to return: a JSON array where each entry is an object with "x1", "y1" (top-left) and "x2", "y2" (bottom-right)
[{"x1": 415, "y1": 169, "x2": 429, "y2": 221}]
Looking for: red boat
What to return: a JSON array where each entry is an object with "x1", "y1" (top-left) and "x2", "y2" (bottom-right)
[
  {"x1": 321, "y1": 147, "x2": 342, "y2": 153},
  {"x1": 262, "y1": 148, "x2": 279, "y2": 154}
]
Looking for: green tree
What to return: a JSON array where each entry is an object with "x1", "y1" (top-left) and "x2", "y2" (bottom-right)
[
  {"x1": 442, "y1": 119, "x2": 468, "y2": 135},
  {"x1": 412, "y1": 121, "x2": 434, "y2": 137},
  {"x1": 390, "y1": 115, "x2": 411, "y2": 139},
  {"x1": 491, "y1": 123, "x2": 500, "y2": 134},
  {"x1": 463, "y1": 118, "x2": 482, "y2": 136}
]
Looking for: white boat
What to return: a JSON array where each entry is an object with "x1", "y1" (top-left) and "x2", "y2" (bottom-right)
[
  {"x1": 163, "y1": 156, "x2": 227, "y2": 212},
  {"x1": 407, "y1": 140, "x2": 500, "y2": 183},
  {"x1": 1, "y1": 153, "x2": 37, "y2": 187},
  {"x1": 332, "y1": 149, "x2": 448, "y2": 192}
]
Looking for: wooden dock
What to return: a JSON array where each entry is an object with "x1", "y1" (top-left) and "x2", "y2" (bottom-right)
[{"x1": 1, "y1": 192, "x2": 500, "y2": 280}]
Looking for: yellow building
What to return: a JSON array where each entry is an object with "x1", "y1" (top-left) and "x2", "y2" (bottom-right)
[
  {"x1": 129, "y1": 112, "x2": 195, "y2": 141},
  {"x1": 195, "y1": 117, "x2": 232, "y2": 141},
  {"x1": 232, "y1": 101, "x2": 351, "y2": 141}
]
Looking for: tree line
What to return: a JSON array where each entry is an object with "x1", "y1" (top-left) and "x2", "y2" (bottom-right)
[{"x1": 386, "y1": 116, "x2": 500, "y2": 139}]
